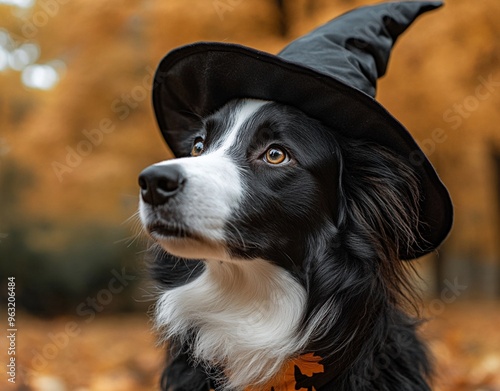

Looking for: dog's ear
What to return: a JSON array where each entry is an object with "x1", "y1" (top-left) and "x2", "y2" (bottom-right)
[{"x1": 335, "y1": 137, "x2": 421, "y2": 262}]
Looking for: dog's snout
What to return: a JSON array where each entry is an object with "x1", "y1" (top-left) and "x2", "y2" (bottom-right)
[{"x1": 138, "y1": 165, "x2": 185, "y2": 205}]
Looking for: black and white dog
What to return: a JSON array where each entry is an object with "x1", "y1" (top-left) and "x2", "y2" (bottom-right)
[{"x1": 138, "y1": 99, "x2": 432, "y2": 391}]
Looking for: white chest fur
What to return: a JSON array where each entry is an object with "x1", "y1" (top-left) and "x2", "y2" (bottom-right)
[{"x1": 155, "y1": 259, "x2": 307, "y2": 389}]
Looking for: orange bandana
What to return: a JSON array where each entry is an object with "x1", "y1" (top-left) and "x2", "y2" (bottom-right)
[{"x1": 210, "y1": 353, "x2": 327, "y2": 391}]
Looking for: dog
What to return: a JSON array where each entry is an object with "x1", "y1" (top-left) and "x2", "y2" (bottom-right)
[
  {"x1": 138, "y1": 98, "x2": 433, "y2": 391},
  {"x1": 138, "y1": 2, "x2": 453, "y2": 389}
]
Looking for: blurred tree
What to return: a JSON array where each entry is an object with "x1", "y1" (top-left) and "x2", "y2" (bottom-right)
[{"x1": 1, "y1": 0, "x2": 500, "y2": 305}]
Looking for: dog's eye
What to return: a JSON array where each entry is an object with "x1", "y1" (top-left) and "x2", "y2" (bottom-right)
[
  {"x1": 191, "y1": 138, "x2": 205, "y2": 157},
  {"x1": 264, "y1": 146, "x2": 288, "y2": 165}
]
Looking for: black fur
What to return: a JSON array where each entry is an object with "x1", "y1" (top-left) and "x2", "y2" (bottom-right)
[{"x1": 148, "y1": 101, "x2": 432, "y2": 390}]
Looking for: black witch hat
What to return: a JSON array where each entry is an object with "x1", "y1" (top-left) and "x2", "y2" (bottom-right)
[{"x1": 151, "y1": 1, "x2": 453, "y2": 260}]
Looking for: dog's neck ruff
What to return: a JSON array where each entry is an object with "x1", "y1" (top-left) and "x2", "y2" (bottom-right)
[{"x1": 155, "y1": 259, "x2": 318, "y2": 389}]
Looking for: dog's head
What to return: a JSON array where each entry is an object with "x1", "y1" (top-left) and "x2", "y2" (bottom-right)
[
  {"x1": 139, "y1": 99, "x2": 341, "y2": 271},
  {"x1": 140, "y1": 98, "x2": 421, "y2": 271}
]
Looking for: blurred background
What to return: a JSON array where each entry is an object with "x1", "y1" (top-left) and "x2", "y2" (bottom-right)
[{"x1": 0, "y1": 0, "x2": 499, "y2": 390}]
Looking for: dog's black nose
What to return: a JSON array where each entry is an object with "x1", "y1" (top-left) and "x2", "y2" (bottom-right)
[{"x1": 138, "y1": 165, "x2": 185, "y2": 205}]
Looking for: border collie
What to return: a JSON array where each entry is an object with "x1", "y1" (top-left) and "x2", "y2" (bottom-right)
[{"x1": 139, "y1": 99, "x2": 431, "y2": 391}]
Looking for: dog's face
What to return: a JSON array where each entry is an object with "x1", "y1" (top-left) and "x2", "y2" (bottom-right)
[{"x1": 139, "y1": 99, "x2": 339, "y2": 270}]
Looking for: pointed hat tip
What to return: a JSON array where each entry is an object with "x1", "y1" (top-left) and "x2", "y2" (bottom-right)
[{"x1": 278, "y1": 0, "x2": 445, "y2": 97}]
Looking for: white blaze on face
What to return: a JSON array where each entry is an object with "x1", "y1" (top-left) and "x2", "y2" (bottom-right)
[{"x1": 139, "y1": 99, "x2": 268, "y2": 260}]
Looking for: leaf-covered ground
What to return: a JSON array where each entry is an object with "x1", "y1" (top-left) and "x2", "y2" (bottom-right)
[{"x1": 5, "y1": 302, "x2": 500, "y2": 391}]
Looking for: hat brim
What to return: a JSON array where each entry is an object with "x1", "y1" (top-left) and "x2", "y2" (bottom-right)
[{"x1": 152, "y1": 42, "x2": 453, "y2": 260}]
